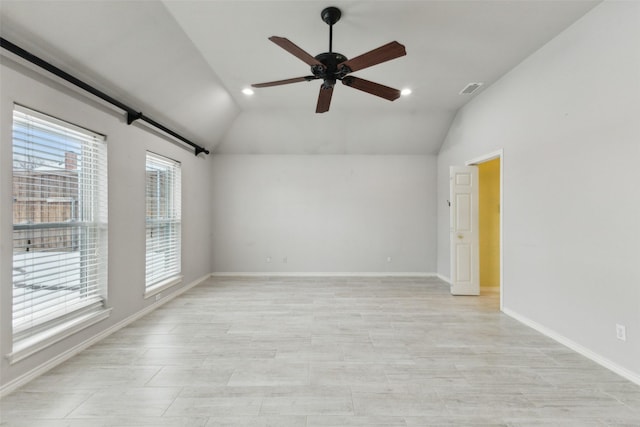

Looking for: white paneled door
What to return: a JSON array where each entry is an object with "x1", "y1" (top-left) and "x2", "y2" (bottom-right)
[{"x1": 450, "y1": 166, "x2": 479, "y2": 295}]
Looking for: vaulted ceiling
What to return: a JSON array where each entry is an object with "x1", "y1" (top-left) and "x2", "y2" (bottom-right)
[{"x1": 0, "y1": 1, "x2": 600, "y2": 155}]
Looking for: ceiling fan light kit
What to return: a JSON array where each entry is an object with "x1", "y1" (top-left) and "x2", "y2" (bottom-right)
[{"x1": 252, "y1": 6, "x2": 406, "y2": 113}]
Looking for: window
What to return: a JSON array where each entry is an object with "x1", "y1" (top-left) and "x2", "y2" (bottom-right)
[
  {"x1": 145, "y1": 152, "x2": 181, "y2": 292},
  {"x1": 12, "y1": 105, "x2": 108, "y2": 353}
]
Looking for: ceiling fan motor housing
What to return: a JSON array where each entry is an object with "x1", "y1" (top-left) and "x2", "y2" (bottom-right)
[{"x1": 312, "y1": 51, "x2": 349, "y2": 82}]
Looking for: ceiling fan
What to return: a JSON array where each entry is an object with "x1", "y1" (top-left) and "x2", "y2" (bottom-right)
[{"x1": 251, "y1": 6, "x2": 407, "y2": 113}]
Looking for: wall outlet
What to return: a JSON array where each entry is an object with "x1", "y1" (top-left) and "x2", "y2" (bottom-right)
[
  {"x1": 616, "y1": 324, "x2": 626, "y2": 341},
  {"x1": 266, "y1": 256, "x2": 271, "y2": 263},
  {"x1": 387, "y1": 256, "x2": 392, "y2": 263},
  {"x1": 155, "y1": 293, "x2": 162, "y2": 302},
  {"x1": 283, "y1": 257, "x2": 287, "y2": 263}
]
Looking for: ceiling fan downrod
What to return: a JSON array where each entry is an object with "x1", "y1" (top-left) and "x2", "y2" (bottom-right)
[{"x1": 321, "y1": 7, "x2": 341, "y2": 53}]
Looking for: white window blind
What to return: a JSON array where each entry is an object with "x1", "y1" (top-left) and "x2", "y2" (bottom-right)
[
  {"x1": 145, "y1": 152, "x2": 181, "y2": 289},
  {"x1": 12, "y1": 105, "x2": 108, "y2": 343}
]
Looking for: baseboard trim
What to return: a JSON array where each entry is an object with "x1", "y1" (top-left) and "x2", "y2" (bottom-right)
[
  {"x1": 437, "y1": 274, "x2": 451, "y2": 284},
  {"x1": 0, "y1": 273, "x2": 211, "y2": 398},
  {"x1": 210, "y1": 272, "x2": 438, "y2": 278},
  {"x1": 502, "y1": 307, "x2": 640, "y2": 386}
]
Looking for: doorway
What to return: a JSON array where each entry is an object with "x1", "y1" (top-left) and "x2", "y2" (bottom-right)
[
  {"x1": 478, "y1": 158, "x2": 500, "y2": 290},
  {"x1": 466, "y1": 150, "x2": 503, "y2": 308}
]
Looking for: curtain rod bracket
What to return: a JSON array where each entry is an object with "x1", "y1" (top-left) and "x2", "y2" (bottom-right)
[
  {"x1": 127, "y1": 111, "x2": 143, "y2": 125},
  {"x1": 195, "y1": 146, "x2": 210, "y2": 156}
]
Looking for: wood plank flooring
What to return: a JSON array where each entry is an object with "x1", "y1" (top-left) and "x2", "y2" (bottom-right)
[{"x1": 1, "y1": 276, "x2": 639, "y2": 426}]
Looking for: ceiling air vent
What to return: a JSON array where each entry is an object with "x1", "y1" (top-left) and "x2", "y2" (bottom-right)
[{"x1": 459, "y1": 82, "x2": 484, "y2": 95}]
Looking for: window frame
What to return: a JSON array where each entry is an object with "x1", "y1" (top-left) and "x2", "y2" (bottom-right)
[
  {"x1": 9, "y1": 104, "x2": 110, "y2": 363},
  {"x1": 144, "y1": 151, "x2": 182, "y2": 297}
]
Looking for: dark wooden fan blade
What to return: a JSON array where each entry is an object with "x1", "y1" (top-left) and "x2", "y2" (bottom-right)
[
  {"x1": 252, "y1": 76, "x2": 317, "y2": 88},
  {"x1": 316, "y1": 85, "x2": 334, "y2": 113},
  {"x1": 341, "y1": 76, "x2": 401, "y2": 101},
  {"x1": 338, "y1": 41, "x2": 406, "y2": 73},
  {"x1": 269, "y1": 36, "x2": 325, "y2": 68}
]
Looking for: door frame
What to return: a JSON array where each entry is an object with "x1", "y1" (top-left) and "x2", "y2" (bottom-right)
[{"x1": 465, "y1": 149, "x2": 504, "y2": 310}]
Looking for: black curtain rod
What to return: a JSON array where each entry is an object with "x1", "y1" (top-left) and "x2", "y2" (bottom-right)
[{"x1": 1, "y1": 37, "x2": 209, "y2": 156}]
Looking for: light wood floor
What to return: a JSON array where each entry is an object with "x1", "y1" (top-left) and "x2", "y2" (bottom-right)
[{"x1": 1, "y1": 276, "x2": 639, "y2": 426}]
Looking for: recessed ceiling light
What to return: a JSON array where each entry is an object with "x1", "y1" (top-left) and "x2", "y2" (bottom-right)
[
  {"x1": 242, "y1": 88, "x2": 254, "y2": 96},
  {"x1": 401, "y1": 88, "x2": 412, "y2": 96}
]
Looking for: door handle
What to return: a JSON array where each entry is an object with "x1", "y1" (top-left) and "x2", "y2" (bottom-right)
[{"x1": 457, "y1": 234, "x2": 464, "y2": 239}]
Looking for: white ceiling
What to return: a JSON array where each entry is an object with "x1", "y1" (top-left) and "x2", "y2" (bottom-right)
[{"x1": 0, "y1": 1, "x2": 600, "y2": 155}]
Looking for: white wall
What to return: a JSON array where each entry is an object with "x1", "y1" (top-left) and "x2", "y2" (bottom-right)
[
  {"x1": 0, "y1": 57, "x2": 213, "y2": 390},
  {"x1": 437, "y1": 1, "x2": 640, "y2": 379},
  {"x1": 211, "y1": 155, "x2": 437, "y2": 274},
  {"x1": 216, "y1": 109, "x2": 452, "y2": 155}
]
